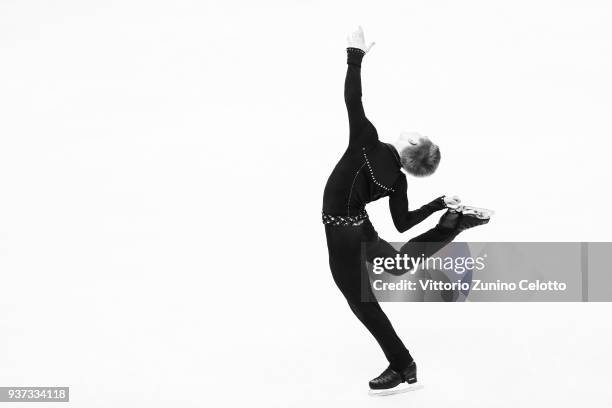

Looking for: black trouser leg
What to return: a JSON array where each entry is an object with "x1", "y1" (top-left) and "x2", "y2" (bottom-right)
[
  {"x1": 325, "y1": 221, "x2": 460, "y2": 371},
  {"x1": 325, "y1": 223, "x2": 412, "y2": 370},
  {"x1": 361, "y1": 224, "x2": 461, "y2": 362},
  {"x1": 400, "y1": 225, "x2": 460, "y2": 258},
  {"x1": 365, "y1": 225, "x2": 460, "y2": 272}
]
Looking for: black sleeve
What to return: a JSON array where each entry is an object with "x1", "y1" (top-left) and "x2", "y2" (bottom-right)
[
  {"x1": 388, "y1": 173, "x2": 447, "y2": 233},
  {"x1": 344, "y1": 47, "x2": 378, "y2": 148}
]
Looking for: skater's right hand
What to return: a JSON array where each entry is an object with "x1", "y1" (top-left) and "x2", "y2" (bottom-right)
[
  {"x1": 443, "y1": 195, "x2": 461, "y2": 209},
  {"x1": 346, "y1": 26, "x2": 375, "y2": 53}
]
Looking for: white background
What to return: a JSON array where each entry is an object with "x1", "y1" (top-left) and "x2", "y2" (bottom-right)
[{"x1": 1, "y1": 0, "x2": 611, "y2": 407}]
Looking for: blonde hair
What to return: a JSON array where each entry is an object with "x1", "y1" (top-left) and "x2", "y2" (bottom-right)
[{"x1": 400, "y1": 139, "x2": 441, "y2": 176}]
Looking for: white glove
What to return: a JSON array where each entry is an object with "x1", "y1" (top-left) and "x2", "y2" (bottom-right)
[
  {"x1": 346, "y1": 26, "x2": 375, "y2": 53},
  {"x1": 443, "y1": 195, "x2": 461, "y2": 209}
]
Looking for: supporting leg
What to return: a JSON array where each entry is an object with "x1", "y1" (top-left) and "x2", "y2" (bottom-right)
[{"x1": 326, "y1": 224, "x2": 413, "y2": 371}]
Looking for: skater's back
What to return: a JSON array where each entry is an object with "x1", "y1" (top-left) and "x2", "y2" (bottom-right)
[{"x1": 322, "y1": 42, "x2": 444, "y2": 232}]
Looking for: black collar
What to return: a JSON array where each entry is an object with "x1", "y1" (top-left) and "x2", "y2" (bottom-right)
[{"x1": 385, "y1": 143, "x2": 402, "y2": 167}]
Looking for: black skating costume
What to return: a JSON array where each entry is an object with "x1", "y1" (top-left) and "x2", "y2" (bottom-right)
[{"x1": 322, "y1": 48, "x2": 462, "y2": 377}]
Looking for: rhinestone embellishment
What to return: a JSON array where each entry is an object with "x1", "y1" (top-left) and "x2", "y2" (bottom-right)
[
  {"x1": 322, "y1": 209, "x2": 368, "y2": 226},
  {"x1": 362, "y1": 148, "x2": 394, "y2": 192}
]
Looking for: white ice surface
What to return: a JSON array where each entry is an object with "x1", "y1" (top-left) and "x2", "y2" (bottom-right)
[{"x1": 1, "y1": 0, "x2": 612, "y2": 407}]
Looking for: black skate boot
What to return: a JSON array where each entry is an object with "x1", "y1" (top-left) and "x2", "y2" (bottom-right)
[
  {"x1": 456, "y1": 213, "x2": 490, "y2": 232},
  {"x1": 368, "y1": 361, "x2": 417, "y2": 395},
  {"x1": 437, "y1": 209, "x2": 461, "y2": 230}
]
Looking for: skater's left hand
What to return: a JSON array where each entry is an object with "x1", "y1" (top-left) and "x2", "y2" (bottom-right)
[
  {"x1": 443, "y1": 195, "x2": 461, "y2": 209},
  {"x1": 346, "y1": 26, "x2": 375, "y2": 53}
]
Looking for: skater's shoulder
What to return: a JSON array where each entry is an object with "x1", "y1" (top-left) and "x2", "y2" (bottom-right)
[
  {"x1": 370, "y1": 142, "x2": 403, "y2": 170},
  {"x1": 360, "y1": 141, "x2": 397, "y2": 156}
]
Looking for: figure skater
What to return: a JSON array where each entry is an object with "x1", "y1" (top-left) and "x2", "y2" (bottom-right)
[{"x1": 322, "y1": 26, "x2": 492, "y2": 393}]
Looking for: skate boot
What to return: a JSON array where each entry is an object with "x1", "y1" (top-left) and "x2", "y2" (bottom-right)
[
  {"x1": 456, "y1": 212, "x2": 491, "y2": 232},
  {"x1": 437, "y1": 209, "x2": 461, "y2": 230},
  {"x1": 368, "y1": 361, "x2": 418, "y2": 396},
  {"x1": 458, "y1": 205, "x2": 494, "y2": 219}
]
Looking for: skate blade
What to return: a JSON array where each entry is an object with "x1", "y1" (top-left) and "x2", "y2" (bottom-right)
[
  {"x1": 460, "y1": 205, "x2": 494, "y2": 219},
  {"x1": 368, "y1": 383, "x2": 423, "y2": 397}
]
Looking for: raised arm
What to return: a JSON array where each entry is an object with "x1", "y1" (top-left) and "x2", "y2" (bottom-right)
[
  {"x1": 345, "y1": 26, "x2": 378, "y2": 148},
  {"x1": 388, "y1": 173, "x2": 447, "y2": 233}
]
